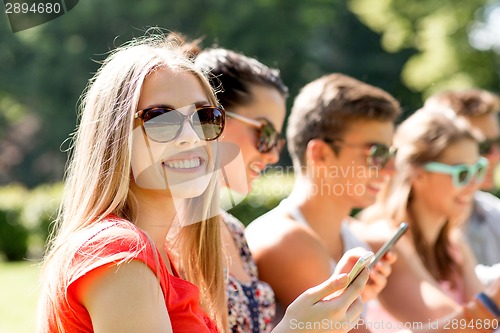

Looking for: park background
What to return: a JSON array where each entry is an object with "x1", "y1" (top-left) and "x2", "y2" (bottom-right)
[{"x1": 1, "y1": 0, "x2": 500, "y2": 331}]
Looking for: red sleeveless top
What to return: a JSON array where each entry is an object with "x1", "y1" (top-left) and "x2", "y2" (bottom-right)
[{"x1": 48, "y1": 217, "x2": 219, "y2": 333}]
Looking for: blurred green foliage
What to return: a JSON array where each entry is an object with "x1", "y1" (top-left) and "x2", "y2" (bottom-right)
[
  {"x1": 1, "y1": 0, "x2": 421, "y2": 186},
  {"x1": 2, "y1": 0, "x2": 497, "y2": 188},
  {"x1": 2, "y1": 0, "x2": 498, "y2": 187},
  {"x1": 0, "y1": 184, "x2": 29, "y2": 261},
  {"x1": 0, "y1": 183, "x2": 62, "y2": 261},
  {"x1": 348, "y1": 0, "x2": 500, "y2": 98},
  {"x1": 227, "y1": 171, "x2": 295, "y2": 226}
]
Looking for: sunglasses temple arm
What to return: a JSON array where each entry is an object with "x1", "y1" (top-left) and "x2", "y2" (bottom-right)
[{"x1": 226, "y1": 111, "x2": 262, "y2": 128}]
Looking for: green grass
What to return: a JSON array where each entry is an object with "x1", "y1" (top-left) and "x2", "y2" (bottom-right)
[{"x1": 0, "y1": 261, "x2": 40, "y2": 333}]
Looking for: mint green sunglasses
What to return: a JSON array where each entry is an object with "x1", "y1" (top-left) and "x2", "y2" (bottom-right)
[{"x1": 423, "y1": 157, "x2": 489, "y2": 188}]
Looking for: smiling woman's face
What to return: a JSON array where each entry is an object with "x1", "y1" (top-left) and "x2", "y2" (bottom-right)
[
  {"x1": 130, "y1": 67, "x2": 217, "y2": 199},
  {"x1": 412, "y1": 138, "x2": 482, "y2": 220},
  {"x1": 220, "y1": 84, "x2": 286, "y2": 192}
]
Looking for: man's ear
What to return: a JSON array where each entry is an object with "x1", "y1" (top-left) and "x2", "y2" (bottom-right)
[{"x1": 306, "y1": 139, "x2": 332, "y2": 166}]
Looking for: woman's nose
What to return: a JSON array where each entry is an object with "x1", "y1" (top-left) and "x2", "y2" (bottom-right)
[{"x1": 175, "y1": 119, "x2": 201, "y2": 146}]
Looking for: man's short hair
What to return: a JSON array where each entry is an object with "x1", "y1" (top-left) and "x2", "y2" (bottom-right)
[
  {"x1": 286, "y1": 73, "x2": 401, "y2": 167},
  {"x1": 425, "y1": 89, "x2": 500, "y2": 118}
]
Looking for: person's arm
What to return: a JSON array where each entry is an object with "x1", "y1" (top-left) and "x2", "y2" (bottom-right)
[
  {"x1": 372, "y1": 229, "x2": 499, "y2": 333},
  {"x1": 400, "y1": 279, "x2": 500, "y2": 333},
  {"x1": 248, "y1": 221, "x2": 333, "y2": 308},
  {"x1": 247, "y1": 216, "x2": 375, "y2": 333},
  {"x1": 271, "y1": 251, "x2": 371, "y2": 333},
  {"x1": 377, "y1": 236, "x2": 461, "y2": 323},
  {"x1": 78, "y1": 260, "x2": 172, "y2": 333},
  {"x1": 450, "y1": 228, "x2": 484, "y2": 299}
]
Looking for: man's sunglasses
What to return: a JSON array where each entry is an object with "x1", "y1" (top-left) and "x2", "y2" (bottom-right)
[
  {"x1": 226, "y1": 111, "x2": 285, "y2": 153},
  {"x1": 423, "y1": 157, "x2": 489, "y2": 188},
  {"x1": 324, "y1": 138, "x2": 397, "y2": 169},
  {"x1": 479, "y1": 137, "x2": 500, "y2": 155},
  {"x1": 134, "y1": 105, "x2": 225, "y2": 143}
]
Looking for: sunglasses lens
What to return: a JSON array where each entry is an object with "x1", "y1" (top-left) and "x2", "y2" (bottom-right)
[
  {"x1": 457, "y1": 169, "x2": 470, "y2": 186},
  {"x1": 257, "y1": 124, "x2": 279, "y2": 153},
  {"x1": 141, "y1": 106, "x2": 224, "y2": 142},
  {"x1": 143, "y1": 108, "x2": 183, "y2": 142},
  {"x1": 192, "y1": 107, "x2": 225, "y2": 141},
  {"x1": 369, "y1": 145, "x2": 390, "y2": 168}
]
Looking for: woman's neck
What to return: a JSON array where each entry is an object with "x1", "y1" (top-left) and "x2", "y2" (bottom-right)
[{"x1": 131, "y1": 185, "x2": 178, "y2": 249}]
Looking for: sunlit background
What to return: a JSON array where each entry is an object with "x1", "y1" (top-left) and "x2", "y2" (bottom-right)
[{"x1": 1, "y1": 0, "x2": 500, "y2": 331}]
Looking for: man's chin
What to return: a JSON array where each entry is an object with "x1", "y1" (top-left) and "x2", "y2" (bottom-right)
[{"x1": 355, "y1": 196, "x2": 378, "y2": 210}]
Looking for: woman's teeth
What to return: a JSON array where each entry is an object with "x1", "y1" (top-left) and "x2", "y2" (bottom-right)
[{"x1": 166, "y1": 158, "x2": 201, "y2": 169}]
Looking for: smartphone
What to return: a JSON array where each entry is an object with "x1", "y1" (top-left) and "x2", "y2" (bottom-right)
[
  {"x1": 347, "y1": 251, "x2": 374, "y2": 287},
  {"x1": 328, "y1": 251, "x2": 374, "y2": 299},
  {"x1": 368, "y1": 222, "x2": 408, "y2": 269}
]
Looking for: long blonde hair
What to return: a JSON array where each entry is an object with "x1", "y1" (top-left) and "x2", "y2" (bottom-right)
[
  {"x1": 37, "y1": 33, "x2": 227, "y2": 332},
  {"x1": 360, "y1": 107, "x2": 478, "y2": 282}
]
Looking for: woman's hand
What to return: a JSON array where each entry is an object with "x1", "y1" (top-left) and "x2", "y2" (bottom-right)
[
  {"x1": 361, "y1": 251, "x2": 396, "y2": 301},
  {"x1": 273, "y1": 250, "x2": 370, "y2": 333}
]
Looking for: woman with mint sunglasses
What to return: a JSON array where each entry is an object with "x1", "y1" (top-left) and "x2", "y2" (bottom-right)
[{"x1": 358, "y1": 107, "x2": 500, "y2": 333}]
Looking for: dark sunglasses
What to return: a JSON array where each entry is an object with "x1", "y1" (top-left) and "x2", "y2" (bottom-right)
[
  {"x1": 423, "y1": 157, "x2": 489, "y2": 188},
  {"x1": 226, "y1": 111, "x2": 285, "y2": 153},
  {"x1": 134, "y1": 105, "x2": 225, "y2": 142},
  {"x1": 324, "y1": 138, "x2": 397, "y2": 169},
  {"x1": 479, "y1": 137, "x2": 500, "y2": 155}
]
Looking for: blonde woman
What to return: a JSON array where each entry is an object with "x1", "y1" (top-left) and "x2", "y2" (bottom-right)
[
  {"x1": 37, "y1": 33, "x2": 370, "y2": 333},
  {"x1": 358, "y1": 108, "x2": 500, "y2": 332},
  {"x1": 37, "y1": 33, "x2": 228, "y2": 333}
]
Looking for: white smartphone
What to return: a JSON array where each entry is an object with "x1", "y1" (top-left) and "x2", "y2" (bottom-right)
[
  {"x1": 327, "y1": 251, "x2": 374, "y2": 299},
  {"x1": 368, "y1": 222, "x2": 408, "y2": 269},
  {"x1": 346, "y1": 251, "x2": 374, "y2": 287}
]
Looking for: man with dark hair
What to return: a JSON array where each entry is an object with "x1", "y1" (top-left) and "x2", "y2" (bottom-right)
[
  {"x1": 246, "y1": 73, "x2": 400, "y2": 331},
  {"x1": 425, "y1": 89, "x2": 500, "y2": 280}
]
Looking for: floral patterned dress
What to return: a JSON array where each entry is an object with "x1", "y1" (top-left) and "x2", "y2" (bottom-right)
[{"x1": 222, "y1": 212, "x2": 276, "y2": 333}]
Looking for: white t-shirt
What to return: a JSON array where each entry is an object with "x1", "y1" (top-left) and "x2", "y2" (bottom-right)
[{"x1": 466, "y1": 191, "x2": 500, "y2": 286}]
